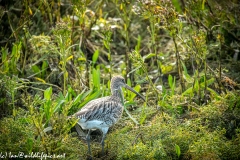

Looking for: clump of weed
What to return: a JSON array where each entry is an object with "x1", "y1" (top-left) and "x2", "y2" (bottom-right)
[
  {"x1": 0, "y1": 107, "x2": 87, "y2": 159},
  {"x1": 188, "y1": 129, "x2": 227, "y2": 160},
  {"x1": 0, "y1": 109, "x2": 40, "y2": 154}
]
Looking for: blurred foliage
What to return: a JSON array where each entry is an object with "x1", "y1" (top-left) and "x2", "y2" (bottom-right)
[{"x1": 0, "y1": 0, "x2": 240, "y2": 159}]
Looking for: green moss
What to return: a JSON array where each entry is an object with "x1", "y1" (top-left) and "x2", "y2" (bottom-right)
[
  {"x1": 0, "y1": 109, "x2": 87, "y2": 159},
  {"x1": 0, "y1": 116, "x2": 39, "y2": 154},
  {"x1": 104, "y1": 95, "x2": 240, "y2": 159}
]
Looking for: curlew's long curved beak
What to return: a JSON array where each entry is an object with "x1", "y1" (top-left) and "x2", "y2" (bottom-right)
[{"x1": 124, "y1": 84, "x2": 146, "y2": 101}]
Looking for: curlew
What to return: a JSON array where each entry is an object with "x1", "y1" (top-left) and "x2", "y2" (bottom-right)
[{"x1": 72, "y1": 75, "x2": 145, "y2": 158}]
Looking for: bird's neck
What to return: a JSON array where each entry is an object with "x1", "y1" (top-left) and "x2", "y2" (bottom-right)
[{"x1": 111, "y1": 89, "x2": 124, "y2": 103}]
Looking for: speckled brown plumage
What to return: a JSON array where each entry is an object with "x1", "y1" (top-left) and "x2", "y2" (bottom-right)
[{"x1": 75, "y1": 96, "x2": 123, "y2": 126}]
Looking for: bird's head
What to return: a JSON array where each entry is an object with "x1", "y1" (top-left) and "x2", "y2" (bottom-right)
[
  {"x1": 111, "y1": 75, "x2": 126, "y2": 90},
  {"x1": 110, "y1": 75, "x2": 145, "y2": 101}
]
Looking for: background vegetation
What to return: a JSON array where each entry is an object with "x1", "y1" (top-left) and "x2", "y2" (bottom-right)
[{"x1": 0, "y1": 0, "x2": 240, "y2": 159}]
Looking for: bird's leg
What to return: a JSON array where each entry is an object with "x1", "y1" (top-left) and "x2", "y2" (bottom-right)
[
  {"x1": 100, "y1": 133, "x2": 106, "y2": 156},
  {"x1": 100, "y1": 128, "x2": 109, "y2": 157},
  {"x1": 86, "y1": 130, "x2": 92, "y2": 157}
]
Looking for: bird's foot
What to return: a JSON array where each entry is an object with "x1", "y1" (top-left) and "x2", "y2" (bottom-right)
[{"x1": 86, "y1": 155, "x2": 92, "y2": 160}]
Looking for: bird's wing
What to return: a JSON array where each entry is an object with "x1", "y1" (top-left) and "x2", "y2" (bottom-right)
[{"x1": 75, "y1": 97, "x2": 123, "y2": 125}]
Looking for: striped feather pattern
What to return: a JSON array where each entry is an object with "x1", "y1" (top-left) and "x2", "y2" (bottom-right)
[{"x1": 75, "y1": 96, "x2": 123, "y2": 127}]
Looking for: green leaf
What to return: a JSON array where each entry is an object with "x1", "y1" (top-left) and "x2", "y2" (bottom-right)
[
  {"x1": 143, "y1": 53, "x2": 156, "y2": 62},
  {"x1": 43, "y1": 101, "x2": 51, "y2": 121},
  {"x1": 32, "y1": 65, "x2": 40, "y2": 74},
  {"x1": 57, "y1": 92, "x2": 65, "y2": 100},
  {"x1": 11, "y1": 42, "x2": 21, "y2": 59},
  {"x1": 168, "y1": 75, "x2": 176, "y2": 95},
  {"x1": 131, "y1": 85, "x2": 141, "y2": 100},
  {"x1": 92, "y1": 49, "x2": 99, "y2": 64},
  {"x1": 0, "y1": 98, "x2": 6, "y2": 104},
  {"x1": 139, "y1": 113, "x2": 146, "y2": 125},
  {"x1": 168, "y1": 74, "x2": 173, "y2": 88},
  {"x1": 181, "y1": 61, "x2": 193, "y2": 83},
  {"x1": 42, "y1": 60, "x2": 48, "y2": 70},
  {"x1": 175, "y1": 144, "x2": 181, "y2": 157},
  {"x1": 205, "y1": 77, "x2": 215, "y2": 86},
  {"x1": 135, "y1": 35, "x2": 141, "y2": 52},
  {"x1": 65, "y1": 86, "x2": 75, "y2": 101},
  {"x1": 1, "y1": 48, "x2": 9, "y2": 72},
  {"x1": 126, "y1": 79, "x2": 141, "y2": 101},
  {"x1": 79, "y1": 90, "x2": 101, "y2": 108},
  {"x1": 43, "y1": 126, "x2": 53, "y2": 133},
  {"x1": 194, "y1": 79, "x2": 199, "y2": 91},
  {"x1": 202, "y1": 0, "x2": 206, "y2": 10},
  {"x1": 1, "y1": 48, "x2": 7, "y2": 62},
  {"x1": 53, "y1": 99, "x2": 66, "y2": 113},
  {"x1": 66, "y1": 55, "x2": 73, "y2": 61},
  {"x1": 73, "y1": 94, "x2": 82, "y2": 106},
  {"x1": 41, "y1": 60, "x2": 48, "y2": 77},
  {"x1": 81, "y1": 89, "x2": 92, "y2": 101},
  {"x1": 78, "y1": 57, "x2": 86, "y2": 62},
  {"x1": 124, "y1": 101, "x2": 137, "y2": 107},
  {"x1": 93, "y1": 68, "x2": 100, "y2": 89},
  {"x1": 26, "y1": 138, "x2": 33, "y2": 153},
  {"x1": 103, "y1": 40, "x2": 110, "y2": 50},
  {"x1": 207, "y1": 87, "x2": 220, "y2": 98},
  {"x1": 68, "y1": 85, "x2": 76, "y2": 96},
  {"x1": 171, "y1": 0, "x2": 182, "y2": 13},
  {"x1": 44, "y1": 87, "x2": 52, "y2": 100},
  {"x1": 182, "y1": 87, "x2": 193, "y2": 96},
  {"x1": 127, "y1": 78, "x2": 132, "y2": 86},
  {"x1": 11, "y1": 43, "x2": 17, "y2": 57}
]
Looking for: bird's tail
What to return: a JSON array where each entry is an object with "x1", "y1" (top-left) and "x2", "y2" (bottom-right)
[
  {"x1": 67, "y1": 114, "x2": 86, "y2": 139},
  {"x1": 75, "y1": 124, "x2": 87, "y2": 139}
]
